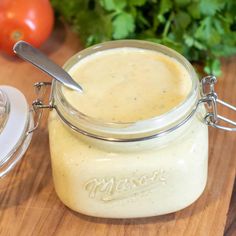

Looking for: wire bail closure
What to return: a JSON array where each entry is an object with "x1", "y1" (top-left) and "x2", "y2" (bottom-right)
[
  {"x1": 28, "y1": 75, "x2": 236, "y2": 141},
  {"x1": 27, "y1": 81, "x2": 53, "y2": 134},
  {"x1": 200, "y1": 75, "x2": 236, "y2": 131}
]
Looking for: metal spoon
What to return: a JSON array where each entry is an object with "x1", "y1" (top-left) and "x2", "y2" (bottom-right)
[{"x1": 13, "y1": 41, "x2": 83, "y2": 93}]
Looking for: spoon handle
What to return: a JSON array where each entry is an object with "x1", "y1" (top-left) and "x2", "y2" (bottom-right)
[{"x1": 13, "y1": 41, "x2": 83, "y2": 93}]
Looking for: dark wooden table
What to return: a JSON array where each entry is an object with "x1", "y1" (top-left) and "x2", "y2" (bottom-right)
[{"x1": 0, "y1": 25, "x2": 235, "y2": 236}]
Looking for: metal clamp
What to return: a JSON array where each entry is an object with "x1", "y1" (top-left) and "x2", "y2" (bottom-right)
[
  {"x1": 201, "y1": 75, "x2": 236, "y2": 131},
  {"x1": 28, "y1": 76, "x2": 236, "y2": 142},
  {"x1": 27, "y1": 82, "x2": 53, "y2": 134}
]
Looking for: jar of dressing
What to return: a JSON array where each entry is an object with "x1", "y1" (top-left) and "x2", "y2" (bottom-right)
[{"x1": 0, "y1": 40, "x2": 235, "y2": 218}]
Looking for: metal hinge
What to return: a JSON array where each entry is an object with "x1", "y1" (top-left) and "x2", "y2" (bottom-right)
[
  {"x1": 200, "y1": 75, "x2": 236, "y2": 131},
  {"x1": 27, "y1": 82, "x2": 54, "y2": 134}
]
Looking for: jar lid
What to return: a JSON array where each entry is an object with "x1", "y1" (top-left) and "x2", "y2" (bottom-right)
[{"x1": 0, "y1": 86, "x2": 33, "y2": 178}]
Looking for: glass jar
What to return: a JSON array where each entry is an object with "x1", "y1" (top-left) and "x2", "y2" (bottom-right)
[
  {"x1": 48, "y1": 41, "x2": 207, "y2": 218},
  {"x1": 1, "y1": 40, "x2": 235, "y2": 219}
]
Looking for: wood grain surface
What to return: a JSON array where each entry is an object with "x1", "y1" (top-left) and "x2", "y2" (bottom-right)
[
  {"x1": 0, "y1": 24, "x2": 235, "y2": 236},
  {"x1": 225, "y1": 181, "x2": 236, "y2": 236}
]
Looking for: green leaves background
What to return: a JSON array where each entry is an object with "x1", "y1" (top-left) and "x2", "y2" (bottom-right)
[{"x1": 51, "y1": 0, "x2": 236, "y2": 76}]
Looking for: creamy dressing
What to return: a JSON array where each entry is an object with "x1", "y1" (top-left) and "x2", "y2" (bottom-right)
[
  {"x1": 48, "y1": 43, "x2": 208, "y2": 218},
  {"x1": 63, "y1": 48, "x2": 192, "y2": 123}
]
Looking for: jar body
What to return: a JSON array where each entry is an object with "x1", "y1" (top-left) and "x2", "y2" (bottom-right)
[{"x1": 48, "y1": 109, "x2": 208, "y2": 218}]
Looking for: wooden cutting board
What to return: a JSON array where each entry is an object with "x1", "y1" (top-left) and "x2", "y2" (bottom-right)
[{"x1": 0, "y1": 24, "x2": 235, "y2": 236}]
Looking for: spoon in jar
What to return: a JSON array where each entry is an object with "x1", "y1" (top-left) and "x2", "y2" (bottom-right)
[{"x1": 13, "y1": 41, "x2": 83, "y2": 93}]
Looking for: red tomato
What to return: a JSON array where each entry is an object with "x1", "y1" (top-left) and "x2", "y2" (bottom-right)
[{"x1": 0, "y1": 0, "x2": 54, "y2": 55}]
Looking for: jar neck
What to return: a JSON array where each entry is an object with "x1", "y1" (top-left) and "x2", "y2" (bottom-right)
[
  {"x1": 52, "y1": 40, "x2": 199, "y2": 142},
  {"x1": 53, "y1": 86, "x2": 199, "y2": 142}
]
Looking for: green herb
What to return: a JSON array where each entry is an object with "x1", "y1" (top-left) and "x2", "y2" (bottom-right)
[{"x1": 51, "y1": 0, "x2": 236, "y2": 76}]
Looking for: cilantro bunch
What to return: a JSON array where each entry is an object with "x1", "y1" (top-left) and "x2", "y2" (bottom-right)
[{"x1": 51, "y1": 0, "x2": 236, "y2": 76}]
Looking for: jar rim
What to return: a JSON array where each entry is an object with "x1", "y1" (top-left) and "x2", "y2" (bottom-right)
[{"x1": 52, "y1": 40, "x2": 199, "y2": 141}]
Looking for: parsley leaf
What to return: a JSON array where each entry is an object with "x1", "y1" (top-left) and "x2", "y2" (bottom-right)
[
  {"x1": 112, "y1": 12, "x2": 135, "y2": 39},
  {"x1": 99, "y1": 0, "x2": 126, "y2": 12},
  {"x1": 199, "y1": 0, "x2": 225, "y2": 16}
]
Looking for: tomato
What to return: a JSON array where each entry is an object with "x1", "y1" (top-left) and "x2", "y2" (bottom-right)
[{"x1": 0, "y1": 0, "x2": 54, "y2": 55}]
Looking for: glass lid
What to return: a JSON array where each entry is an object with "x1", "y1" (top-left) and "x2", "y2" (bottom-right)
[{"x1": 0, "y1": 86, "x2": 33, "y2": 178}]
